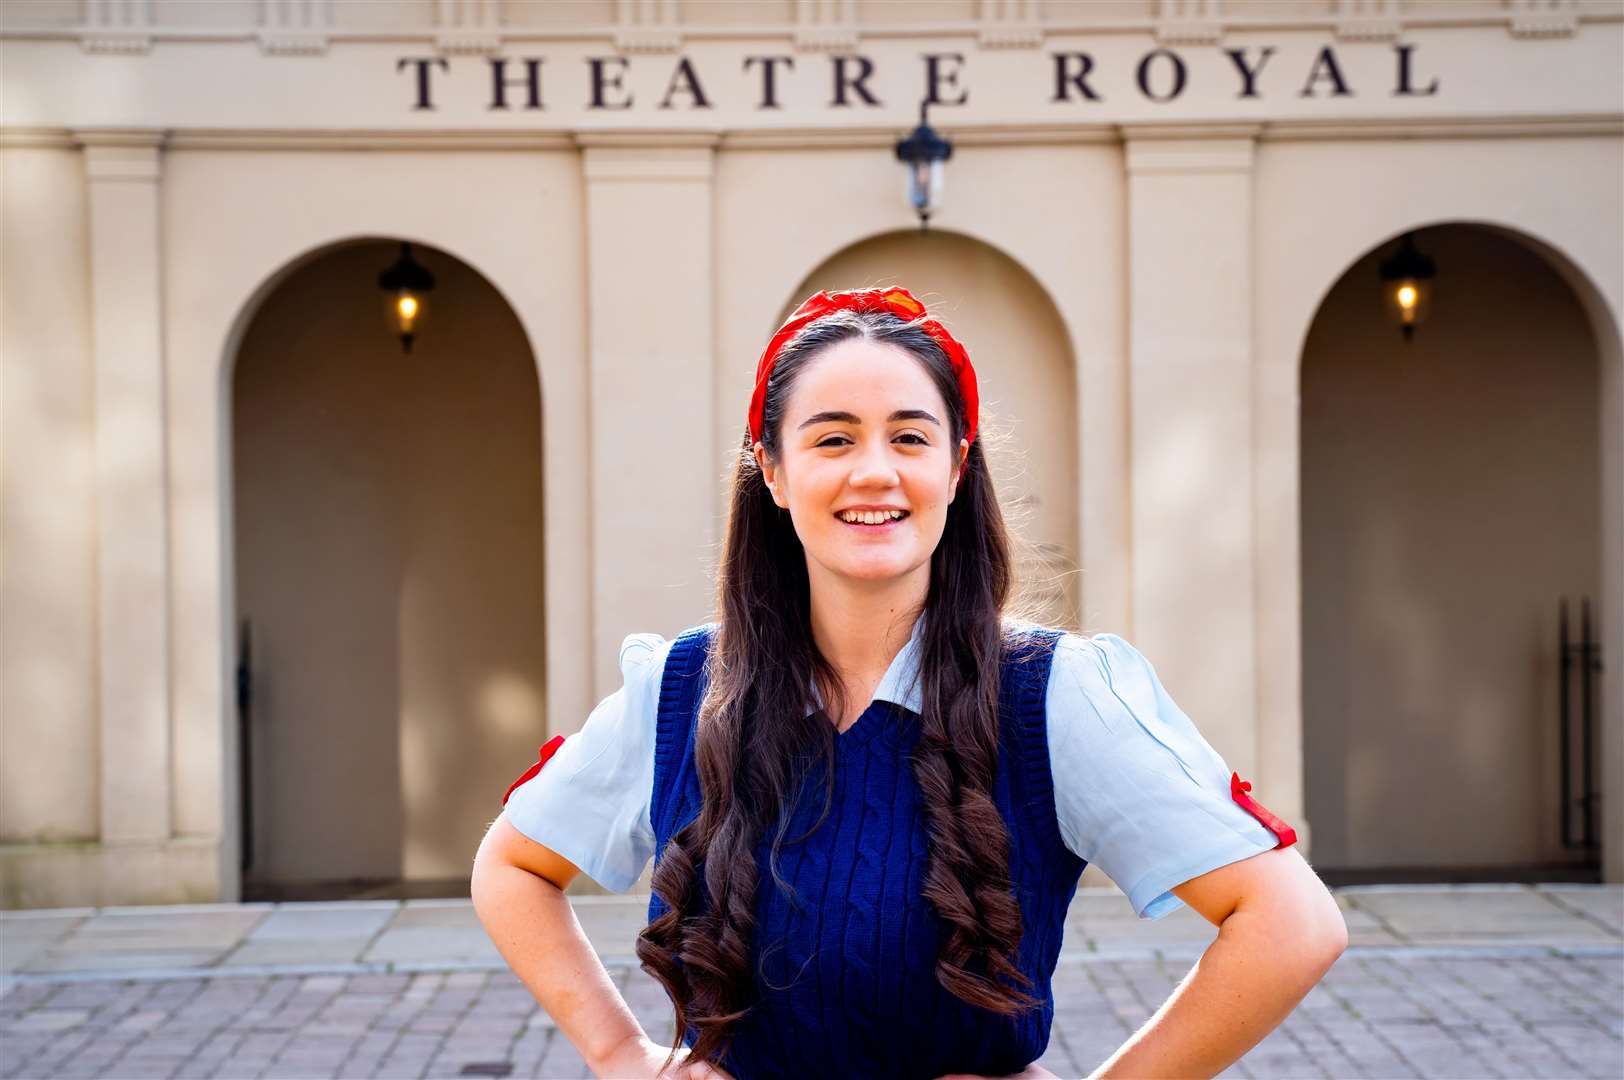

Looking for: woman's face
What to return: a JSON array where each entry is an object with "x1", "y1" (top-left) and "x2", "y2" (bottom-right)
[{"x1": 754, "y1": 337, "x2": 970, "y2": 592}]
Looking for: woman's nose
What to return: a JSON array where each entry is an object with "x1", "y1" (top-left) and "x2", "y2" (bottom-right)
[{"x1": 847, "y1": 439, "x2": 900, "y2": 486}]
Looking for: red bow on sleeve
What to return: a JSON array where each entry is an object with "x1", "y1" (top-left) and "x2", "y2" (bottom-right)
[
  {"x1": 1231, "y1": 772, "x2": 1298, "y2": 848},
  {"x1": 502, "y1": 734, "x2": 566, "y2": 808}
]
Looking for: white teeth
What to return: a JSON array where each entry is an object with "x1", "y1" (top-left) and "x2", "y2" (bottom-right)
[{"x1": 840, "y1": 509, "x2": 906, "y2": 524}]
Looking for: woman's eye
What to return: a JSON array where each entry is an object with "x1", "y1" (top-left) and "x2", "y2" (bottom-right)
[{"x1": 815, "y1": 432, "x2": 929, "y2": 448}]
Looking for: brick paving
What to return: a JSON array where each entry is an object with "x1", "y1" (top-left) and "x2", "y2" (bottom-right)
[{"x1": 2, "y1": 886, "x2": 1620, "y2": 1079}]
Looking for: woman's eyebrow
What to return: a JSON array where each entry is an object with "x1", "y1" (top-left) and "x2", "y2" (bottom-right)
[{"x1": 797, "y1": 409, "x2": 942, "y2": 429}]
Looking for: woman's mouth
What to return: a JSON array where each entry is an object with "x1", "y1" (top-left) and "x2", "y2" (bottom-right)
[{"x1": 835, "y1": 510, "x2": 910, "y2": 531}]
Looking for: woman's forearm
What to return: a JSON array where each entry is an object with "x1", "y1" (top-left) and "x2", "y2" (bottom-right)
[
  {"x1": 1088, "y1": 910, "x2": 1344, "y2": 1079},
  {"x1": 470, "y1": 857, "x2": 647, "y2": 1076}
]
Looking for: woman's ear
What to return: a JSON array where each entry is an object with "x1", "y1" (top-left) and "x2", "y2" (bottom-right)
[
  {"x1": 753, "y1": 441, "x2": 787, "y2": 509},
  {"x1": 948, "y1": 437, "x2": 970, "y2": 500}
]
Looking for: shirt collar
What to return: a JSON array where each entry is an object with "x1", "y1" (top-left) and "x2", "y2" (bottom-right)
[{"x1": 804, "y1": 610, "x2": 927, "y2": 718}]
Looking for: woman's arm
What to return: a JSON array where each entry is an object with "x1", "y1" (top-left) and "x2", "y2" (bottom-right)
[
  {"x1": 470, "y1": 814, "x2": 654, "y2": 1078},
  {"x1": 1089, "y1": 848, "x2": 1348, "y2": 1079}
]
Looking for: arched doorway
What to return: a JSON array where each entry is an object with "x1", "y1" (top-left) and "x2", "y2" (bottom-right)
[
  {"x1": 230, "y1": 239, "x2": 546, "y2": 900},
  {"x1": 1300, "y1": 223, "x2": 1605, "y2": 883},
  {"x1": 783, "y1": 231, "x2": 1081, "y2": 629}
]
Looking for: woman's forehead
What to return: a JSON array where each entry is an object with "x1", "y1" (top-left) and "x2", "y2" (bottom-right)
[{"x1": 789, "y1": 339, "x2": 944, "y2": 416}]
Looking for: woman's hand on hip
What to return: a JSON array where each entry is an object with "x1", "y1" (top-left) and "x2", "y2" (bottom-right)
[{"x1": 591, "y1": 1033, "x2": 737, "y2": 1079}]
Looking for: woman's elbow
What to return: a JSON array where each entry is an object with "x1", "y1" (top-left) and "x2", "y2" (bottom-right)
[{"x1": 1308, "y1": 900, "x2": 1350, "y2": 964}]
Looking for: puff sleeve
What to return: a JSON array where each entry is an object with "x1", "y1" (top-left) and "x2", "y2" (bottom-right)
[
  {"x1": 1045, "y1": 632, "x2": 1295, "y2": 920},
  {"x1": 499, "y1": 632, "x2": 672, "y2": 893}
]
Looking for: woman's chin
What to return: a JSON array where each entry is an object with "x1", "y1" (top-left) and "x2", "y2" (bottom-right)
[{"x1": 829, "y1": 553, "x2": 921, "y2": 584}]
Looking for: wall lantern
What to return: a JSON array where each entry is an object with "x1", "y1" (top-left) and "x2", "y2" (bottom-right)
[
  {"x1": 1377, "y1": 231, "x2": 1436, "y2": 344},
  {"x1": 377, "y1": 241, "x2": 436, "y2": 354},
  {"x1": 894, "y1": 99, "x2": 953, "y2": 232}
]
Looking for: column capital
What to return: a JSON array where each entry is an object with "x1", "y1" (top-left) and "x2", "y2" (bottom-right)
[
  {"x1": 578, "y1": 135, "x2": 718, "y2": 182},
  {"x1": 75, "y1": 128, "x2": 167, "y2": 182},
  {"x1": 1122, "y1": 129, "x2": 1259, "y2": 176}
]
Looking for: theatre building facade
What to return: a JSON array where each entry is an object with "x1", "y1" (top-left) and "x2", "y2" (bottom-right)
[{"x1": 1, "y1": 0, "x2": 1620, "y2": 908}]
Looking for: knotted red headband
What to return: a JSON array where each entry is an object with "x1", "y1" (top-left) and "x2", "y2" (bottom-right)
[{"x1": 747, "y1": 286, "x2": 980, "y2": 450}]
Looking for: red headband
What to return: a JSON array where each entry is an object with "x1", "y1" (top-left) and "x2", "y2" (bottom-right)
[{"x1": 747, "y1": 286, "x2": 980, "y2": 449}]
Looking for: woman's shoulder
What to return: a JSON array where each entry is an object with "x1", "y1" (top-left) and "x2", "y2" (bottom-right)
[
  {"x1": 995, "y1": 620, "x2": 1160, "y2": 702},
  {"x1": 998, "y1": 617, "x2": 1118, "y2": 657},
  {"x1": 616, "y1": 621, "x2": 721, "y2": 684}
]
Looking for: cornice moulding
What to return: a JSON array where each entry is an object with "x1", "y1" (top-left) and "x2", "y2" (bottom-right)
[
  {"x1": 72, "y1": 127, "x2": 168, "y2": 148},
  {"x1": 722, "y1": 125, "x2": 1118, "y2": 149},
  {"x1": 161, "y1": 129, "x2": 577, "y2": 151},
  {"x1": 1153, "y1": 20, "x2": 1224, "y2": 47},
  {"x1": 1257, "y1": 112, "x2": 1624, "y2": 140},
  {"x1": 792, "y1": 27, "x2": 860, "y2": 52},
  {"x1": 0, "y1": 128, "x2": 78, "y2": 148},
  {"x1": 976, "y1": 24, "x2": 1044, "y2": 50},
  {"x1": 435, "y1": 30, "x2": 502, "y2": 56},
  {"x1": 80, "y1": 32, "x2": 151, "y2": 54},
  {"x1": 573, "y1": 129, "x2": 722, "y2": 150},
  {"x1": 2, "y1": 113, "x2": 1616, "y2": 155},
  {"x1": 613, "y1": 29, "x2": 682, "y2": 53},
  {"x1": 1333, "y1": 17, "x2": 1402, "y2": 42},
  {"x1": 1117, "y1": 122, "x2": 1264, "y2": 141},
  {"x1": 256, "y1": 32, "x2": 328, "y2": 56}
]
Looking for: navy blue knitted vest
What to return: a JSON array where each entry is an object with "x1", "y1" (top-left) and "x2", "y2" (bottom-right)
[{"x1": 646, "y1": 624, "x2": 1085, "y2": 1080}]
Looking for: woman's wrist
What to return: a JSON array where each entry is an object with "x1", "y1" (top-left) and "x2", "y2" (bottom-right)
[{"x1": 588, "y1": 1030, "x2": 648, "y2": 1077}]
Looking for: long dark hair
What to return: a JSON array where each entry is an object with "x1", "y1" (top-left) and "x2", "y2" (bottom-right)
[{"x1": 634, "y1": 306, "x2": 1041, "y2": 1071}]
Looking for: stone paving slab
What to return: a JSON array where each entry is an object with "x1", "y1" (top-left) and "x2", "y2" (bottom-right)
[
  {"x1": 1340, "y1": 884, "x2": 1621, "y2": 946},
  {"x1": 14, "y1": 909, "x2": 272, "y2": 977},
  {"x1": 1538, "y1": 882, "x2": 1624, "y2": 934},
  {"x1": 0, "y1": 912, "x2": 94, "y2": 975},
  {"x1": 360, "y1": 902, "x2": 503, "y2": 967},
  {"x1": 0, "y1": 950, "x2": 1619, "y2": 1079},
  {"x1": 220, "y1": 903, "x2": 398, "y2": 969},
  {"x1": 2, "y1": 883, "x2": 1620, "y2": 980}
]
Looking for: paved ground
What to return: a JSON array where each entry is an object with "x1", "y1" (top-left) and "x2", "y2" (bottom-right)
[{"x1": 1, "y1": 884, "x2": 1619, "y2": 1079}]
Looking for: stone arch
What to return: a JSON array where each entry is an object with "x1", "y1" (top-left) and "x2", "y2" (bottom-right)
[
  {"x1": 1292, "y1": 218, "x2": 1620, "y2": 883},
  {"x1": 222, "y1": 236, "x2": 549, "y2": 898}
]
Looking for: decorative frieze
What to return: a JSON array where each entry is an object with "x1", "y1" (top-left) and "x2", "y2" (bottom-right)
[
  {"x1": 616, "y1": 0, "x2": 680, "y2": 54},
  {"x1": 977, "y1": 0, "x2": 1042, "y2": 50},
  {"x1": 794, "y1": 0, "x2": 857, "y2": 53},
  {"x1": 1154, "y1": 0, "x2": 1222, "y2": 48},
  {"x1": 81, "y1": 0, "x2": 151, "y2": 54},
  {"x1": 1334, "y1": 0, "x2": 1400, "y2": 43},
  {"x1": 1509, "y1": 0, "x2": 1578, "y2": 39},
  {"x1": 436, "y1": 0, "x2": 501, "y2": 55},
  {"x1": 258, "y1": 0, "x2": 330, "y2": 56}
]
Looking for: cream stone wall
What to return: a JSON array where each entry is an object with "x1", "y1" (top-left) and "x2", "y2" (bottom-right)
[
  {"x1": 1, "y1": 0, "x2": 1620, "y2": 905},
  {"x1": 0, "y1": 148, "x2": 97, "y2": 846}
]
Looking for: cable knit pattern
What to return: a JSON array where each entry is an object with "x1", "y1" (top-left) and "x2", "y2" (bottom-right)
[{"x1": 648, "y1": 623, "x2": 1084, "y2": 1080}]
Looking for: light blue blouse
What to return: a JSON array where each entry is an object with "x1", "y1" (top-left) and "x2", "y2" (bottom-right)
[{"x1": 502, "y1": 616, "x2": 1282, "y2": 920}]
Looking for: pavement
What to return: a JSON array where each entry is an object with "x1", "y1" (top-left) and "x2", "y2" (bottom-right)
[{"x1": 0, "y1": 883, "x2": 1620, "y2": 1079}]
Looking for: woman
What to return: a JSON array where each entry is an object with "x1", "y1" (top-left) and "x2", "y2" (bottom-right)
[{"x1": 472, "y1": 287, "x2": 1347, "y2": 1080}]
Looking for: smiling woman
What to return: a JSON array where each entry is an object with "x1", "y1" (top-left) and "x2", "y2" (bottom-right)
[{"x1": 473, "y1": 286, "x2": 1341, "y2": 1080}]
